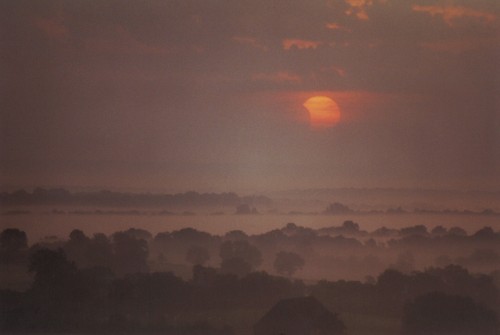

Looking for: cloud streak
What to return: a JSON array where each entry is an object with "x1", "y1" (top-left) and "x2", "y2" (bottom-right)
[
  {"x1": 282, "y1": 39, "x2": 322, "y2": 50},
  {"x1": 412, "y1": 4, "x2": 496, "y2": 26}
]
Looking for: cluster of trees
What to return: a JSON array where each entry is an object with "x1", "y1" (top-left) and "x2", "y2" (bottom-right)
[
  {"x1": 0, "y1": 227, "x2": 307, "y2": 282},
  {"x1": 402, "y1": 292, "x2": 498, "y2": 334},
  {"x1": 150, "y1": 226, "x2": 309, "y2": 279},
  {"x1": 0, "y1": 229, "x2": 28, "y2": 264},
  {"x1": 312, "y1": 265, "x2": 498, "y2": 315},
  {"x1": 320, "y1": 202, "x2": 499, "y2": 216},
  {"x1": 4, "y1": 221, "x2": 500, "y2": 283},
  {"x1": 288, "y1": 221, "x2": 500, "y2": 278},
  {"x1": 0, "y1": 244, "x2": 305, "y2": 333}
]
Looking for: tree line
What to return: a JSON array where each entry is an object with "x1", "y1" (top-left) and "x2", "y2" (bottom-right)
[{"x1": 0, "y1": 188, "x2": 272, "y2": 208}]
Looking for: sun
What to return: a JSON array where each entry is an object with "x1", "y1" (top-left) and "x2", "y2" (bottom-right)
[{"x1": 303, "y1": 96, "x2": 341, "y2": 128}]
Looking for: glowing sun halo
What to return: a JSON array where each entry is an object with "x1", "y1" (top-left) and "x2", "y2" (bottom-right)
[{"x1": 303, "y1": 96, "x2": 341, "y2": 128}]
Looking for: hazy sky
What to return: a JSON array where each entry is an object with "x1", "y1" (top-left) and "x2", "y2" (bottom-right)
[{"x1": 1, "y1": 0, "x2": 499, "y2": 193}]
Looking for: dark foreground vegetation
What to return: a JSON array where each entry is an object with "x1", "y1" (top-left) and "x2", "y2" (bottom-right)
[{"x1": 1, "y1": 223, "x2": 499, "y2": 334}]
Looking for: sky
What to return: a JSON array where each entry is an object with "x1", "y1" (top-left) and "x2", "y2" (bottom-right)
[{"x1": 1, "y1": 0, "x2": 499, "y2": 193}]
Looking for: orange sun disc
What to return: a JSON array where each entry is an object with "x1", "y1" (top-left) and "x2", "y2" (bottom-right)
[{"x1": 303, "y1": 96, "x2": 341, "y2": 128}]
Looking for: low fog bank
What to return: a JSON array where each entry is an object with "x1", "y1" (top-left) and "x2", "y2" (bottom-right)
[
  {"x1": 2, "y1": 187, "x2": 499, "y2": 215},
  {"x1": 3, "y1": 221, "x2": 500, "y2": 285},
  {"x1": 270, "y1": 188, "x2": 500, "y2": 213}
]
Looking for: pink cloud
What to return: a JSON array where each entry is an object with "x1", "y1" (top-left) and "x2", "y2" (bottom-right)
[
  {"x1": 343, "y1": 0, "x2": 388, "y2": 20},
  {"x1": 252, "y1": 71, "x2": 301, "y2": 84},
  {"x1": 325, "y1": 23, "x2": 351, "y2": 32},
  {"x1": 412, "y1": 5, "x2": 496, "y2": 26},
  {"x1": 344, "y1": 0, "x2": 373, "y2": 20},
  {"x1": 282, "y1": 39, "x2": 321, "y2": 50}
]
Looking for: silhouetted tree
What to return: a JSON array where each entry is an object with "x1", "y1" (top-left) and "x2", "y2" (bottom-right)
[
  {"x1": 186, "y1": 245, "x2": 210, "y2": 266},
  {"x1": 273, "y1": 251, "x2": 305, "y2": 277},
  {"x1": 110, "y1": 271, "x2": 188, "y2": 318},
  {"x1": 390, "y1": 251, "x2": 415, "y2": 273},
  {"x1": 0, "y1": 228, "x2": 28, "y2": 263},
  {"x1": 431, "y1": 225, "x2": 447, "y2": 236},
  {"x1": 473, "y1": 226, "x2": 496, "y2": 240},
  {"x1": 169, "y1": 228, "x2": 216, "y2": 251},
  {"x1": 220, "y1": 257, "x2": 252, "y2": 277},
  {"x1": 254, "y1": 296, "x2": 345, "y2": 335},
  {"x1": 29, "y1": 248, "x2": 77, "y2": 291},
  {"x1": 64, "y1": 229, "x2": 90, "y2": 267},
  {"x1": 219, "y1": 240, "x2": 262, "y2": 271},
  {"x1": 323, "y1": 202, "x2": 354, "y2": 215},
  {"x1": 339, "y1": 220, "x2": 360, "y2": 234},
  {"x1": 112, "y1": 232, "x2": 149, "y2": 276},
  {"x1": 400, "y1": 225, "x2": 428, "y2": 237},
  {"x1": 311, "y1": 280, "x2": 376, "y2": 315},
  {"x1": 448, "y1": 226, "x2": 467, "y2": 236},
  {"x1": 402, "y1": 292, "x2": 498, "y2": 334},
  {"x1": 235, "y1": 204, "x2": 258, "y2": 214},
  {"x1": 376, "y1": 269, "x2": 410, "y2": 313},
  {"x1": 192, "y1": 265, "x2": 218, "y2": 286},
  {"x1": 122, "y1": 228, "x2": 153, "y2": 241},
  {"x1": 87, "y1": 233, "x2": 113, "y2": 268},
  {"x1": 426, "y1": 265, "x2": 499, "y2": 308},
  {"x1": 241, "y1": 272, "x2": 306, "y2": 307},
  {"x1": 224, "y1": 230, "x2": 248, "y2": 241},
  {"x1": 1, "y1": 229, "x2": 27, "y2": 251},
  {"x1": 28, "y1": 248, "x2": 89, "y2": 324},
  {"x1": 2, "y1": 247, "x2": 86, "y2": 332}
]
